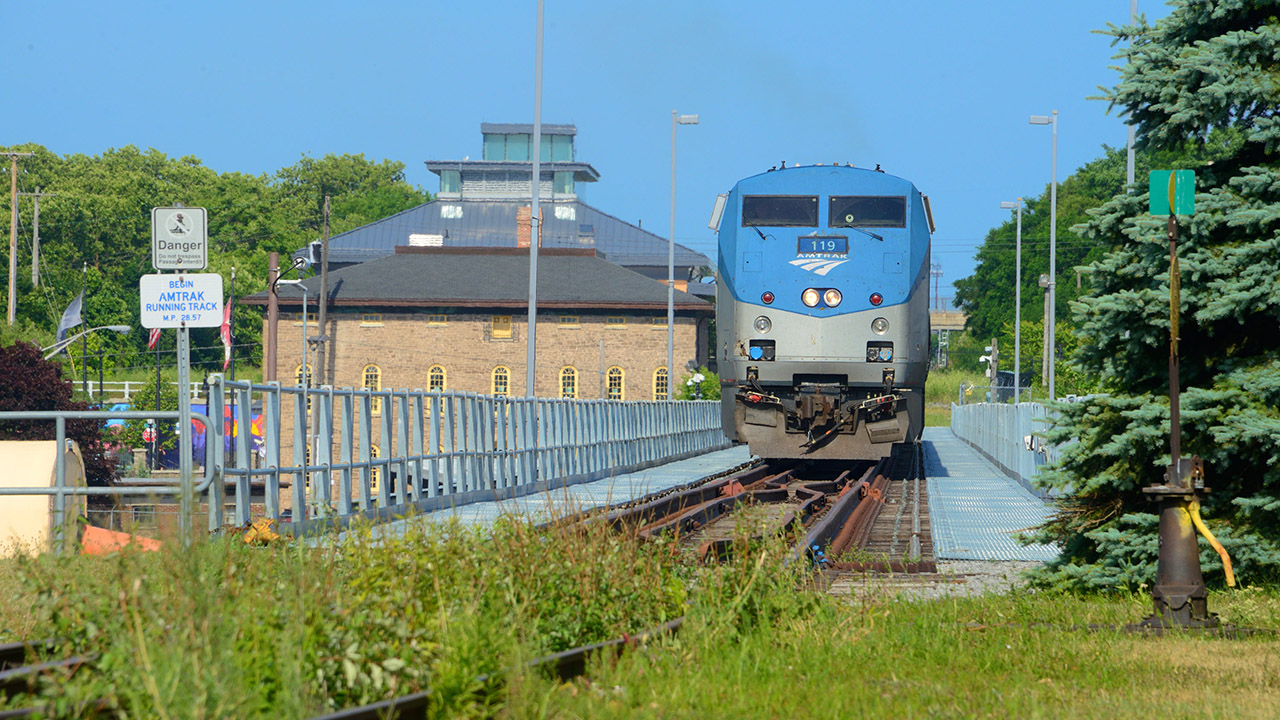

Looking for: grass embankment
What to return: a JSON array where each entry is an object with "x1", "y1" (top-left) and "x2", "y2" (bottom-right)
[
  {"x1": 3, "y1": 525, "x2": 1278, "y2": 719},
  {"x1": 923, "y1": 368, "x2": 985, "y2": 427}
]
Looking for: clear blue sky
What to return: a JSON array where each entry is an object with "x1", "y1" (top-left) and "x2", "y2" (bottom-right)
[{"x1": 2, "y1": 1, "x2": 1169, "y2": 303}]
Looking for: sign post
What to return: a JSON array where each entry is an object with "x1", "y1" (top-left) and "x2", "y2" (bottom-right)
[
  {"x1": 140, "y1": 271, "x2": 222, "y2": 543},
  {"x1": 1138, "y1": 170, "x2": 1233, "y2": 630}
]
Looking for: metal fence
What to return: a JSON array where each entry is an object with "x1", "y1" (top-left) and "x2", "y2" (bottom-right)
[
  {"x1": 1, "y1": 378, "x2": 730, "y2": 546},
  {"x1": 949, "y1": 401, "x2": 1060, "y2": 499},
  {"x1": 73, "y1": 380, "x2": 206, "y2": 403},
  {"x1": 207, "y1": 376, "x2": 729, "y2": 535}
]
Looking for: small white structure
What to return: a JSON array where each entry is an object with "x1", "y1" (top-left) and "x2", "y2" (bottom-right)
[{"x1": 0, "y1": 440, "x2": 86, "y2": 555}]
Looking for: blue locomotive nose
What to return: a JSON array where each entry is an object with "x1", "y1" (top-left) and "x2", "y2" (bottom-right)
[{"x1": 749, "y1": 345, "x2": 764, "y2": 360}]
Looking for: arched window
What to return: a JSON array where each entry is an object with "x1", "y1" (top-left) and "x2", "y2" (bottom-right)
[
  {"x1": 560, "y1": 367, "x2": 577, "y2": 399},
  {"x1": 368, "y1": 444, "x2": 381, "y2": 495},
  {"x1": 653, "y1": 367, "x2": 669, "y2": 401},
  {"x1": 363, "y1": 364, "x2": 382, "y2": 415},
  {"x1": 607, "y1": 367, "x2": 625, "y2": 401},
  {"x1": 492, "y1": 366, "x2": 510, "y2": 396},
  {"x1": 428, "y1": 365, "x2": 447, "y2": 393}
]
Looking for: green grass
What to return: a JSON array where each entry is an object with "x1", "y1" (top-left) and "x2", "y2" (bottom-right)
[
  {"x1": 924, "y1": 404, "x2": 950, "y2": 427},
  {"x1": 3, "y1": 524, "x2": 1278, "y2": 719},
  {"x1": 511, "y1": 586, "x2": 1280, "y2": 719},
  {"x1": 924, "y1": 368, "x2": 985, "y2": 405}
]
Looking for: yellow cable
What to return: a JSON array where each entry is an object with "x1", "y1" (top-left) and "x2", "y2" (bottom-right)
[{"x1": 1188, "y1": 499, "x2": 1236, "y2": 587}]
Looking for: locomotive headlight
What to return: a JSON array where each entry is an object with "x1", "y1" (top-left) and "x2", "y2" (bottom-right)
[
  {"x1": 871, "y1": 317, "x2": 889, "y2": 335},
  {"x1": 753, "y1": 315, "x2": 772, "y2": 333},
  {"x1": 823, "y1": 289, "x2": 842, "y2": 307},
  {"x1": 802, "y1": 288, "x2": 820, "y2": 307}
]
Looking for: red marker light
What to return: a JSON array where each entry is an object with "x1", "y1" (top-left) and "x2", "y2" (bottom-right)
[
  {"x1": 761, "y1": 291, "x2": 774, "y2": 304},
  {"x1": 870, "y1": 293, "x2": 884, "y2": 306}
]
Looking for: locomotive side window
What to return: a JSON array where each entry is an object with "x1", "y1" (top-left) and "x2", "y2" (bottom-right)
[
  {"x1": 828, "y1": 196, "x2": 906, "y2": 228},
  {"x1": 742, "y1": 195, "x2": 819, "y2": 227}
]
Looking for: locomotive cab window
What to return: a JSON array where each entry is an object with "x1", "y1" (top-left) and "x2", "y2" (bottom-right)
[
  {"x1": 828, "y1": 196, "x2": 906, "y2": 228},
  {"x1": 742, "y1": 195, "x2": 819, "y2": 227}
]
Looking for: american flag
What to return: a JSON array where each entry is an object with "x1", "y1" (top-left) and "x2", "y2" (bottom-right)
[{"x1": 147, "y1": 327, "x2": 161, "y2": 350}]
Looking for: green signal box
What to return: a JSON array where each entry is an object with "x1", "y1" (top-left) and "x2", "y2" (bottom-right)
[{"x1": 1149, "y1": 170, "x2": 1196, "y2": 216}]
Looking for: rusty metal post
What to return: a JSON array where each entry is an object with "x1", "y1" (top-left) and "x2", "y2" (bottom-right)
[{"x1": 1140, "y1": 213, "x2": 1216, "y2": 629}]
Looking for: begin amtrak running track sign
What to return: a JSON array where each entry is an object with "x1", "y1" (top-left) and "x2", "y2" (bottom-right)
[{"x1": 139, "y1": 273, "x2": 224, "y2": 328}]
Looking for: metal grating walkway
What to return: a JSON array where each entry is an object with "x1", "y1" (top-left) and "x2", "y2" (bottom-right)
[{"x1": 923, "y1": 428, "x2": 1059, "y2": 562}]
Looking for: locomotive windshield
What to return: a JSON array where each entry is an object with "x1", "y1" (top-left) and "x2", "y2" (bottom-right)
[
  {"x1": 742, "y1": 195, "x2": 819, "y2": 227},
  {"x1": 828, "y1": 196, "x2": 906, "y2": 228}
]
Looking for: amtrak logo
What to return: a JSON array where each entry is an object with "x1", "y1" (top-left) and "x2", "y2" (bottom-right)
[{"x1": 789, "y1": 257, "x2": 848, "y2": 276}]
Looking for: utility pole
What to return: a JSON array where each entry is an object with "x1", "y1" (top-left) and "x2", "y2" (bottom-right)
[
  {"x1": 266, "y1": 252, "x2": 279, "y2": 383},
  {"x1": 930, "y1": 263, "x2": 943, "y2": 310},
  {"x1": 18, "y1": 186, "x2": 54, "y2": 287},
  {"x1": 7, "y1": 151, "x2": 34, "y2": 325},
  {"x1": 316, "y1": 195, "x2": 330, "y2": 387}
]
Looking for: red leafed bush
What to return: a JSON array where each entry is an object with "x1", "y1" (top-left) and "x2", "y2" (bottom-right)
[{"x1": 0, "y1": 341, "x2": 116, "y2": 485}]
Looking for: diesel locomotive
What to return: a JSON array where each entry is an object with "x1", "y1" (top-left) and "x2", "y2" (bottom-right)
[{"x1": 712, "y1": 164, "x2": 933, "y2": 460}]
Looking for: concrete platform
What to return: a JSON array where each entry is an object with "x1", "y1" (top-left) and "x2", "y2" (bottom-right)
[
  {"x1": 924, "y1": 427, "x2": 1059, "y2": 562},
  {"x1": 349, "y1": 444, "x2": 754, "y2": 540}
]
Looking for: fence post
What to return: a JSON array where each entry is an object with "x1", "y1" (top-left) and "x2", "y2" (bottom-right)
[
  {"x1": 339, "y1": 392, "x2": 354, "y2": 516},
  {"x1": 411, "y1": 392, "x2": 425, "y2": 503},
  {"x1": 428, "y1": 394, "x2": 441, "y2": 497},
  {"x1": 234, "y1": 384, "x2": 253, "y2": 526},
  {"x1": 315, "y1": 388, "x2": 335, "y2": 515},
  {"x1": 395, "y1": 391, "x2": 410, "y2": 505},
  {"x1": 358, "y1": 394, "x2": 374, "y2": 509},
  {"x1": 207, "y1": 378, "x2": 226, "y2": 533},
  {"x1": 53, "y1": 417, "x2": 66, "y2": 556},
  {"x1": 264, "y1": 382, "x2": 282, "y2": 521},
  {"x1": 291, "y1": 389, "x2": 308, "y2": 521}
]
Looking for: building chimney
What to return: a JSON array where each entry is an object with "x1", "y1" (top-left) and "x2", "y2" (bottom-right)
[
  {"x1": 516, "y1": 206, "x2": 542, "y2": 248},
  {"x1": 517, "y1": 207, "x2": 531, "y2": 248}
]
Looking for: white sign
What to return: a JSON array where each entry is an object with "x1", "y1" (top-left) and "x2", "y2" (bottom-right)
[
  {"x1": 152, "y1": 207, "x2": 208, "y2": 270},
  {"x1": 139, "y1": 273, "x2": 224, "y2": 328}
]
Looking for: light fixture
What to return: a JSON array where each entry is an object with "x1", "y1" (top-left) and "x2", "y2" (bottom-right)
[
  {"x1": 802, "y1": 288, "x2": 820, "y2": 307},
  {"x1": 869, "y1": 292, "x2": 883, "y2": 306},
  {"x1": 753, "y1": 316, "x2": 772, "y2": 333},
  {"x1": 823, "y1": 289, "x2": 842, "y2": 307},
  {"x1": 872, "y1": 317, "x2": 889, "y2": 335},
  {"x1": 761, "y1": 291, "x2": 774, "y2": 304}
]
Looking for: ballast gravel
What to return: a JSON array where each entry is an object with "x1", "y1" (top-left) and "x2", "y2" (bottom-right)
[{"x1": 826, "y1": 560, "x2": 1045, "y2": 603}]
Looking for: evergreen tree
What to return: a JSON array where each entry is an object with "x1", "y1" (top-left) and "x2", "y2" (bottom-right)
[{"x1": 1031, "y1": 1, "x2": 1280, "y2": 588}]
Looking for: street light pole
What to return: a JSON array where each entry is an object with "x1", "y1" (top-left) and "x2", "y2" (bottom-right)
[
  {"x1": 668, "y1": 111, "x2": 698, "y2": 399},
  {"x1": 1001, "y1": 199, "x2": 1024, "y2": 403},
  {"x1": 526, "y1": 0, "x2": 544, "y2": 399},
  {"x1": 1030, "y1": 110, "x2": 1058, "y2": 400}
]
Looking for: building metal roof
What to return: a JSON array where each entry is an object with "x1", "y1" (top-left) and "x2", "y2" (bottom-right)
[
  {"x1": 304, "y1": 198, "x2": 711, "y2": 271},
  {"x1": 480, "y1": 122, "x2": 577, "y2": 136},
  {"x1": 245, "y1": 247, "x2": 712, "y2": 311}
]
